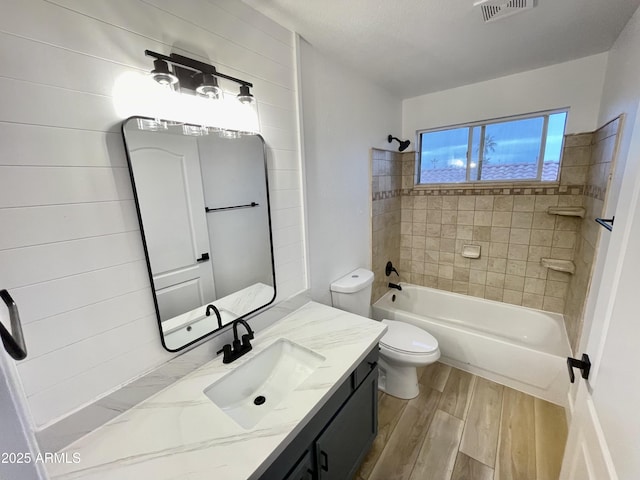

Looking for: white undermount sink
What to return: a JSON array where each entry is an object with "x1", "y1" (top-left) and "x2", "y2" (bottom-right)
[{"x1": 204, "y1": 339, "x2": 325, "y2": 429}]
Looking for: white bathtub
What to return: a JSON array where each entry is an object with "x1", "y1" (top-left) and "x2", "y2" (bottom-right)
[{"x1": 372, "y1": 283, "x2": 572, "y2": 406}]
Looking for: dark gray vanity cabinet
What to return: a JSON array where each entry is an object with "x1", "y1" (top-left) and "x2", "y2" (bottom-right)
[
  {"x1": 315, "y1": 366, "x2": 378, "y2": 479},
  {"x1": 259, "y1": 346, "x2": 379, "y2": 480}
]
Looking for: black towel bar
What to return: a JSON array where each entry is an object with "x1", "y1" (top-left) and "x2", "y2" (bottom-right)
[
  {"x1": 205, "y1": 202, "x2": 259, "y2": 213},
  {"x1": 595, "y1": 216, "x2": 614, "y2": 232},
  {"x1": 0, "y1": 289, "x2": 27, "y2": 360}
]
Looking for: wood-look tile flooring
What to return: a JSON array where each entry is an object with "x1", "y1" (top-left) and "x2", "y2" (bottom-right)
[{"x1": 356, "y1": 363, "x2": 568, "y2": 480}]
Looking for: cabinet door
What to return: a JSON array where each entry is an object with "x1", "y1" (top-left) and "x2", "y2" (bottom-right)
[
  {"x1": 315, "y1": 367, "x2": 378, "y2": 480},
  {"x1": 284, "y1": 451, "x2": 314, "y2": 480}
]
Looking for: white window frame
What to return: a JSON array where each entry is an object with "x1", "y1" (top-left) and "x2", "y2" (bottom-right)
[{"x1": 416, "y1": 108, "x2": 569, "y2": 186}]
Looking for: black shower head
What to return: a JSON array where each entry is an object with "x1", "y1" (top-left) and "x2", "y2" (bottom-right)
[{"x1": 388, "y1": 134, "x2": 411, "y2": 152}]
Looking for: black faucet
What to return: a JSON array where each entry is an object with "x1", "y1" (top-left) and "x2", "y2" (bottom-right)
[
  {"x1": 385, "y1": 261, "x2": 400, "y2": 277},
  {"x1": 217, "y1": 319, "x2": 255, "y2": 364},
  {"x1": 388, "y1": 282, "x2": 402, "y2": 291},
  {"x1": 206, "y1": 304, "x2": 223, "y2": 329}
]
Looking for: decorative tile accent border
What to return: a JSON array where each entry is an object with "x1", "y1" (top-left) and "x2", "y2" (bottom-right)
[
  {"x1": 401, "y1": 185, "x2": 584, "y2": 197},
  {"x1": 584, "y1": 184, "x2": 605, "y2": 201},
  {"x1": 372, "y1": 189, "x2": 403, "y2": 201}
]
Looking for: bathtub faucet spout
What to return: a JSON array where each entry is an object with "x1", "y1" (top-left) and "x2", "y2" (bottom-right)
[{"x1": 388, "y1": 282, "x2": 402, "y2": 291}]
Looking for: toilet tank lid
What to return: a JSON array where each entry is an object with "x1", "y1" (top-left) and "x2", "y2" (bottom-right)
[{"x1": 330, "y1": 268, "x2": 374, "y2": 293}]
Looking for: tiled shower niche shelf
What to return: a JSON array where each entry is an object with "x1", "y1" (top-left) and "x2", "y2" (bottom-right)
[
  {"x1": 546, "y1": 206, "x2": 586, "y2": 218},
  {"x1": 541, "y1": 258, "x2": 576, "y2": 275}
]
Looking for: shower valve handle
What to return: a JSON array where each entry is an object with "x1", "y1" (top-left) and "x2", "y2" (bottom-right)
[{"x1": 567, "y1": 354, "x2": 591, "y2": 383}]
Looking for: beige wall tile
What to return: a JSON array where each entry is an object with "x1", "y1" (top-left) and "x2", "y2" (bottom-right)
[
  {"x1": 443, "y1": 196, "x2": 459, "y2": 210},
  {"x1": 413, "y1": 222, "x2": 426, "y2": 236},
  {"x1": 486, "y1": 272, "x2": 506, "y2": 288},
  {"x1": 511, "y1": 212, "x2": 533, "y2": 229},
  {"x1": 453, "y1": 267, "x2": 471, "y2": 282},
  {"x1": 442, "y1": 210, "x2": 457, "y2": 224},
  {"x1": 427, "y1": 224, "x2": 442, "y2": 237},
  {"x1": 452, "y1": 281, "x2": 469, "y2": 294},
  {"x1": 522, "y1": 293, "x2": 544, "y2": 309},
  {"x1": 457, "y1": 210, "x2": 475, "y2": 225},
  {"x1": 485, "y1": 286, "x2": 503, "y2": 301},
  {"x1": 503, "y1": 289, "x2": 523, "y2": 305},
  {"x1": 506, "y1": 260, "x2": 527, "y2": 276},
  {"x1": 468, "y1": 284, "x2": 486, "y2": 298},
  {"x1": 458, "y1": 196, "x2": 476, "y2": 210},
  {"x1": 525, "y1": 262, "x2": 548, "y2": 279},
  {"x1": 545, "y1": 280, "x2": 569, "y2": 299},
  {"x1": 475, "y1": 196, "x2": 494, "y2": 211},
  {"x1": 442, "y1": 224, "x2": 457, "y2": 239},
  {"x1": 524, "y1": 277, "x2": 546, "y2": 295},
  {"x1": 438, "y1": 278, "x2": 453, "y2": 290},
  {"x1": 532, "y1": 212, "x2": 556, "y2": 229},
  {"x1": 469, "y1": 269, "x2": 487, "y2": 285},
  {"x1": 439, "y1": 265, "x2": 454, "y2": 280},
  {"x1": 427, "y1": 210, "x2": 442, "y2": 224},
  {"x1": 494, "y1": 196, "x2": 514, "y2": 211},
  {"x1": 474, "y1": 211, "x2": 493, "y2": 226},
  {"x1": 428, "y1": 196, "x2": 443, "y2": 210},
  {"x1": 528, "y1": 245, "x2": 551, "y2": 262},
  {"x1": 504, "y1": 275, "x2": 525, "y2": 292},
  {"x1": 510, "y1": 228, "x2": 531, "y2": 245},
  {"x1": 543, "y1": 296, "x2": 565, "y2": 313},
  {"x1": 473, "y1": 226, "x2": 492, "y2": 242},
  {"x1": 513, "y1": 196, "x2": 535, "y2": 212},
  {"x1": 492, "y1": 211, "x2": 512, "y2": 227},
  {"x1": 508, "y1": 244, "x2": 529, "y2": 260},
  {"x1": 552, "y1": 231, "x2": 577, "y2": 249},
  {"x1": 489, "y1": 242, "x2": 509, "y2": 258},
  {"x1": 491, "y1": 227, "x2": 511, "y2": 243},
  {"x1": 487, "y1": 258, "x2": 507, "y2": 273},
  {"x1": 534, "y1": 195, "x2": 559, "y2": 212},
  {"x1": 550, "y1": 247, "x2": 574, "y2": 260},
  {"x1": 440, "y1": 252, "x2": 455, "y2": 265},
  {"x1": 456, "y1": 225, "x2": 474, "y2": 240},
  {"x1": 530, "y1": 229, "x2": 553, "y2": 246}
]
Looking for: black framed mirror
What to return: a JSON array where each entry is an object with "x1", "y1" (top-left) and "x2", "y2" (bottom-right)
[{"x1": 122, "y1": 117, "x2": 276, "y2": 351}]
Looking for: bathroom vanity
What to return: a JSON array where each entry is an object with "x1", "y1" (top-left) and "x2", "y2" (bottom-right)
[{"x1": 46, "y1": 302, "x2": 386, "y2": 480}]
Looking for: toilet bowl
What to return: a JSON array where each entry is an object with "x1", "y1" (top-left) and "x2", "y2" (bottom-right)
[
  {"x1": 330, "y1": 269, "x2": 440, "y2": 400},
  {"x1": 377, "y1": 319, "x2": 440, "y2": 399}
]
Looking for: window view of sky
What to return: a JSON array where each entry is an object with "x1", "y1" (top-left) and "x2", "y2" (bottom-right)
[
  {"x1": 420, "y1": 112, "x2": 567, "y2": 183},
  {"x1": 420, "y1": 112, "x2": 567, "y2": 171}
]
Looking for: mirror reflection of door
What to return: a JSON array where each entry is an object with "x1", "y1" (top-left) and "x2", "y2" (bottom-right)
[{"x1": 128, "y1": 131, "x2": 216, "y2": 321}]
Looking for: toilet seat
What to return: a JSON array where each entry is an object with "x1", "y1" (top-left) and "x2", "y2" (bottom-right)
[{"x1": 380, "y1": 319, "x2": 438, "y2": 355}]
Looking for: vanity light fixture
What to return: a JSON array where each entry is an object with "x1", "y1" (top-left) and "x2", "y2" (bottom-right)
[
  {"x1": 141, "y1": 50, "x2": 260, "y2": 134},
  {"x1": 150, "y1": 59, "x2": 179, "y2": 87},
  {"x1": 388, "y1": 135, "x2": 411, "y2": 152},
  {"x1": 195, "y1": 72, "x2": 223, "y2": 100}
]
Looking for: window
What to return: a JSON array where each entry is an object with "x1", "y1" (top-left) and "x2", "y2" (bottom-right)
[{"x1": 417, "y1": 110, "x2": 568, "y2": 185}]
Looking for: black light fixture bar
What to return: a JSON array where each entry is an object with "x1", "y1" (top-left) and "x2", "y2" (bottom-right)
[{"x1": 145, "y1": 50, "x2": 253, "y2": 88}]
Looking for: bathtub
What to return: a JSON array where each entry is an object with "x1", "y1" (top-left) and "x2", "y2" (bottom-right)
[{"x1": 372, "y1": 283, "x2": 571, "y2": 406}]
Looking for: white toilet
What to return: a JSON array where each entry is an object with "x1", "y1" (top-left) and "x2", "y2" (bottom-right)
[{"x1": 330, "y1": 268, "x2": 440, "y2": 399}]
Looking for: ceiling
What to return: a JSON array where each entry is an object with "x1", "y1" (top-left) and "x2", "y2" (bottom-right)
[{"x1": 243, "y1": 0, "x2": 640, "y2": 99}]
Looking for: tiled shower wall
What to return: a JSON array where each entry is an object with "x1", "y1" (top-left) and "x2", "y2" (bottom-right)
[
  {"x1": 394, "y1": 134, "x2": 597, "y2": 313},
  {"x1": 371, "y1": 149, "x2": 402, "y2": 301},
  {"x1": 371, "y1": 133, "x2": 596, "y2": 310},
  {"x1": 371, "y1": 124, "x2": 622, "y2": 348},
  {"x1": 563, "y1": 117, "x2": 622, "y2": 352}
]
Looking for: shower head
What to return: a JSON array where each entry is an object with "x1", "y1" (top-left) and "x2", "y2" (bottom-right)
[{"x1": 388, "y1": 134, "x2": 411, "y2": 152}]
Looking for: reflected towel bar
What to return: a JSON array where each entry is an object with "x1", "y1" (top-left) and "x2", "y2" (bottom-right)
[
  {"x1": 0, "y1": 289, "x2": 27, "y2": 360},
  {"x1": 206, "y1": 202, "x2": 259, "y2": 213}
]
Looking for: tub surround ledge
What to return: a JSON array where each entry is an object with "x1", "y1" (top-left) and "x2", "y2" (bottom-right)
[{"x1": 46, "y1": 302, "x2": 387, "y2": 480}]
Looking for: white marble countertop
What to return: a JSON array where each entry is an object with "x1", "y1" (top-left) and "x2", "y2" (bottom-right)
[{"x1": 47, "y1": 302, "x2": 386, "y2": 480}]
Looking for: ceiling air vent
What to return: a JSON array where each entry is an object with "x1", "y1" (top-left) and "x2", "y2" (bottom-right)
[{"x1": 474, "y1": 0, "x2": 536, "y2": 23}]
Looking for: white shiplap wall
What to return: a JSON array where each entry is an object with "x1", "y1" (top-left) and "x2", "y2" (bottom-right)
[{"x1": 0, "y1": 0, "x2": 306, "y2": 429}]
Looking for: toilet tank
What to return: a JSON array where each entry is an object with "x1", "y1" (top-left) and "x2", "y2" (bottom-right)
[{"x1": 330, "y1": 268, "x2": 374, "y2": 318}]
